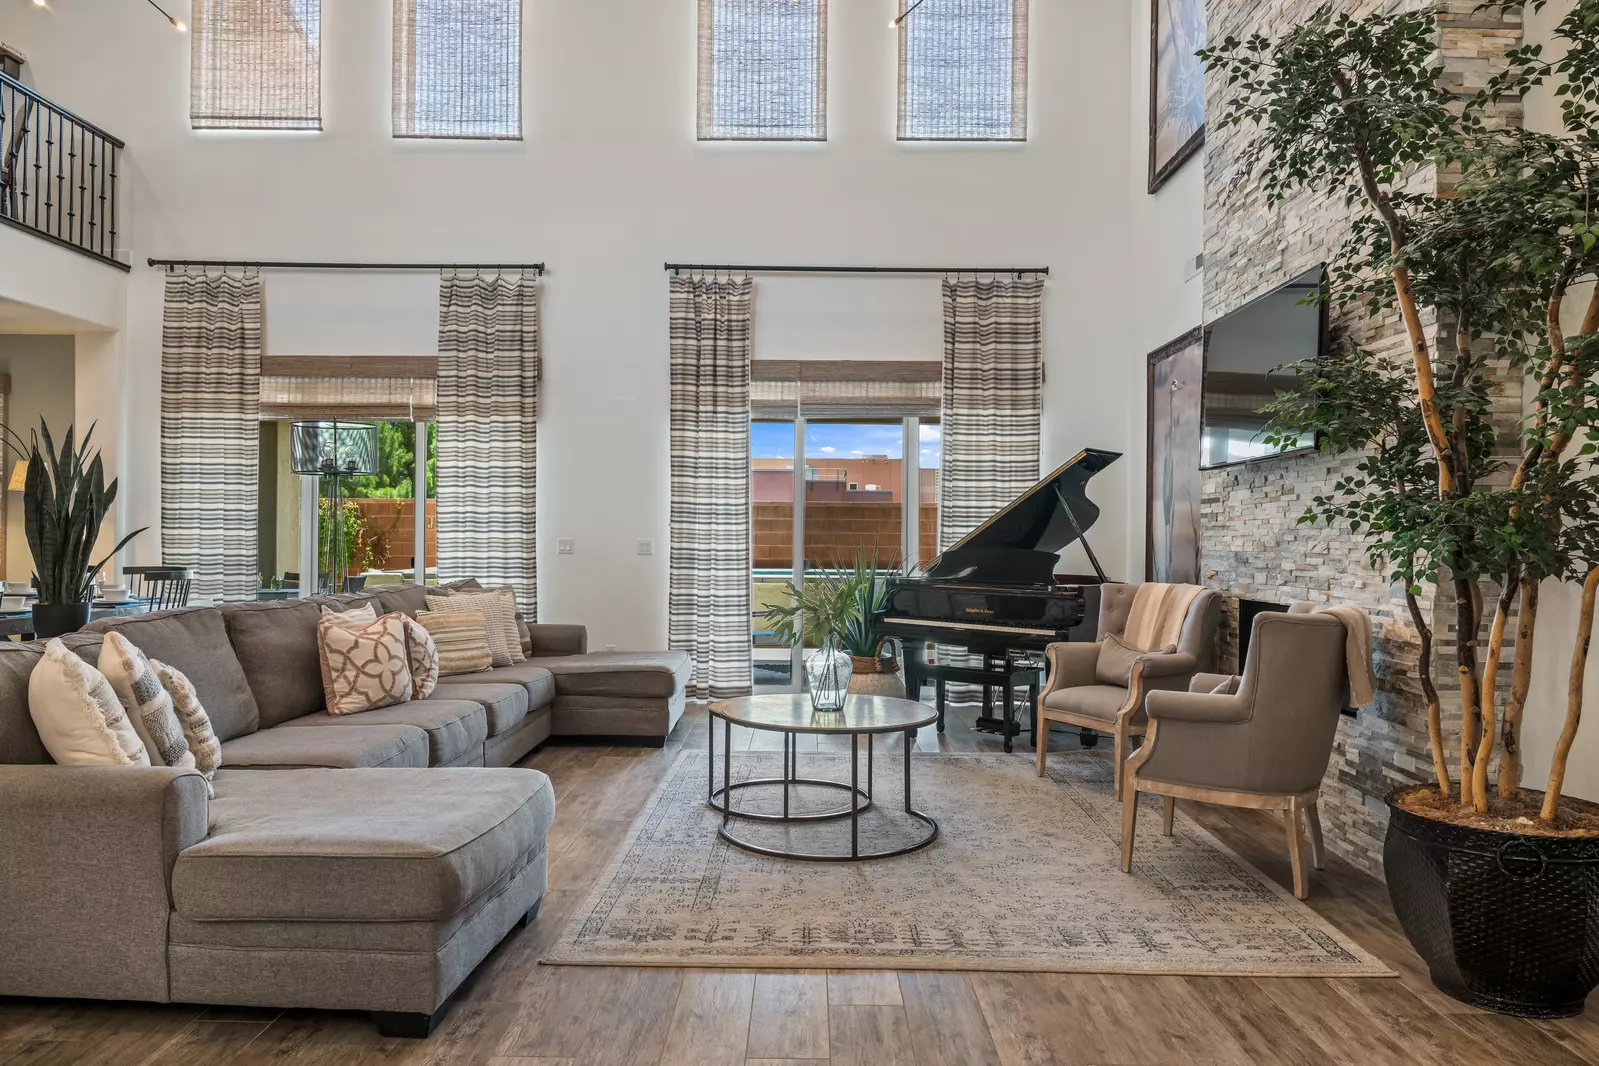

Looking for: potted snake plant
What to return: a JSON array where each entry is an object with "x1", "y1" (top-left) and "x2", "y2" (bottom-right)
[{"x1": 3, "y1": 420, "x2": 146, "y2": 639}]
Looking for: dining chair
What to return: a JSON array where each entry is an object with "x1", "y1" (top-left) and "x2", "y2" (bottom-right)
[
  {"x1": 1120, "y1": 605, "x2": 1350, "y2": 899},
  {"x1": 122, "y1": 566, "x2": 196, "y2": 611}
]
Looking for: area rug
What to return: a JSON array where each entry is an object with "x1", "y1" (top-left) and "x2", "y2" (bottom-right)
[{"x1": 541, "y1": 750, "x2": 1392, "y2": 976}]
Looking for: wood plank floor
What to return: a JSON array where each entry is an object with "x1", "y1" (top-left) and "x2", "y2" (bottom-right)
[{"x1": 3, "y1": 702, "x2": 1593, "y2": 1066}]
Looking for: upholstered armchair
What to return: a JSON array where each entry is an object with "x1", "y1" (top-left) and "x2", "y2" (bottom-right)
[
  {"x1": 1034, "y1": 582, "x2": 1219, "y2": 795},
  {"x1": 1120, "y1": 605, "x2": 1349, "y2": 900}
]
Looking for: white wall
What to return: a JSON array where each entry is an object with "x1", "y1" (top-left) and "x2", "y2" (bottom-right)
[
  {"x1": 3, "y1": 0, "x2": 1141, "y2": 650},
  {"x1": 0, "y1": 335, "x2": 76, "y2": 580},
  {"x1": 1126, "y1": 0, "x2": 1207, "y2": 581}
]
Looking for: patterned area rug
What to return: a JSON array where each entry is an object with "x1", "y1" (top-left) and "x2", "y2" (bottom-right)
[{"x1": 542, "y1": 750, "x2": 1392, "y2": 976}]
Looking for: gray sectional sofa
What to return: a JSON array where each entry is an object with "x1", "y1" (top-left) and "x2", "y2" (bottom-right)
[{"x1": 0, "y1": 586, "x2": 693, "y2": 1037}]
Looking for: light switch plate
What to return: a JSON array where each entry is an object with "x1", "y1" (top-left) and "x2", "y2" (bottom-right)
[
  {"x1": 557, "y1": 538, "x2": 574, "y2": 555},
  {"x1": 637, "y1": 539, "x2": 654, "y2": 555}
]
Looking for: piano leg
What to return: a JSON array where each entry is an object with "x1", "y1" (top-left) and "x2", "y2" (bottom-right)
[
  {"x1": 935, "y1": 679, "x2": 946, "y2": 733},
  {"x1": 1001, "y1": 680, "x2": 1014, "y2": 754}
]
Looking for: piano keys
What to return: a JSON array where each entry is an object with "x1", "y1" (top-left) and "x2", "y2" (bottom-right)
[{"x1": 875, "y1": 447, "x2": 1121, "y2": 751}]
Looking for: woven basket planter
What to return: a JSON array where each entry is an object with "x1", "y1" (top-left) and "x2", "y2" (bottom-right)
[
  {"x1": 1385, "y1": 786, "x2": 1599, "y2": 1018},
  {"x1": 848, "y1": 655, "x2": 905, "y2": 699}
]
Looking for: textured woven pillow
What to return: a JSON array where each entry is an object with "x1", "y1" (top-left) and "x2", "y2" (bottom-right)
[
  {"x1": 321, "y1": 602, "x2": 378, "y2": 628},
  {"x1": 417, "y1": 610, "x2": 494, "y2": 676},
  {"x1": 399, "y1": 614, "x2": 440, "y2": 699},
  {"x1": 98, "y1": 631, "x2": 196, "y2": 773},
  {"x1": 317, "y1": 613, "x2": 413, "y2": 716},
  {"x1": 28, "y1": 638, "x2": 150, "y2": 766},
  {"x1": 426, "y1": 590, "x2": 521, "y2": 666},
  {"x1": 150, "y1": 659, "x2": 222, "y2": 782},
  {"x1": 1094, "y1": 633, "x2": 1177, "y2": 687}
]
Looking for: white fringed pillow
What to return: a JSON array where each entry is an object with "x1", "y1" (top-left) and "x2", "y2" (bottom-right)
[
  {"x1": 99, "y1": 631, "x2": 196, "y2": 773},
  {"x1": 29, "y1": 638, "x2": 150, "y2": 766},
  {"x1": 150, "y1": 659, "x2": 222, "y2": 782},
  {"x1": 317, "y1": 613, "x2": 413, "y2": 716}
]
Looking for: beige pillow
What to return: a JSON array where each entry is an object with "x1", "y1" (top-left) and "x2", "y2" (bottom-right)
[
  {"x1": 150, "y1": 659, "x2": 222, "y2": 781},
  {"x1": 417, "y1": 610, "x2": 494, "y2": 676},
  {"x1": 426, "y1": 590, "x2": 520, "y2": 667},
  {"x1": 28, "y1": 639, "x2": 150, "y2": 766},
  {"x1": 321, "y1": 603, "x2": 377, "y2": 627},
  {"x1": 400, "y1": 615, "x2": 440, "y2": 699},
  {"x1": 98, "y1": 631, "x2": 196, "y2": 773},
  {"x1": 317, "y1": 614, "x2": 413, "y2": 716},
  {"x1": 1095, "y1": 634, "x2": 1177, "y2": 687}
]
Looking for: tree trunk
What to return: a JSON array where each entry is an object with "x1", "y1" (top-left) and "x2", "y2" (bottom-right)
[
  {"x1": 1500, "y1": 576, "x2": 1539, "y2": 798},
  {"x1": 1472, "y1": 568, "x2": 1520, "y2": 813},
  {"x1": 1407, "y1": 585, "x2": 1451, "y2": 797},
  {"x1": 1542, "y1": 566, "x2": 1599, "y2": 823},
  {"x1": 1456, "y1": 575, "x2": 1481, "y2": 804}
]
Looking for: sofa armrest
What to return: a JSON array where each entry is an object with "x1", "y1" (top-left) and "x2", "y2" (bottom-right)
[
  {"x1": 1041, "y1": 641, "x2": 1099, "y2": 698},
  {"x1": 528, "y1": 623, "x2": 587, "y2": 657},
  {"x1": 0, "y1": 765, "x2": 210, "y2": 1002},
  {"x1": 1146, "y1": 688, "x2": 1251, "y2": 725}
]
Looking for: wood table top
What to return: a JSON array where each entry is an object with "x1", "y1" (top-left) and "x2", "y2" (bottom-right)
[{"x1": 709, "y1": 693, "x2": 938, "y2": 734}]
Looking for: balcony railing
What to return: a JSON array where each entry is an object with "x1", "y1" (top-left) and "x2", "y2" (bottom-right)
[{"x1": 0, "y1": 72, "x2": 126, "y2": 271}]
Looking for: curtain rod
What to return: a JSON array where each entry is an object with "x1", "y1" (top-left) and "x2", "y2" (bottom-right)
[
  {"x1": 147, "y1": 259, "x2": 546, "y2": 274},
  {"x1": 663, "y1": 263, "x2": 1048, "y2": 276}
]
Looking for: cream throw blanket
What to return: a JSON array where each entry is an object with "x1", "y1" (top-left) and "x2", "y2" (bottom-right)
[
  {"x1": 1313, "y1": 603, "x2": 1376, "y2": 707},
  {"x1": 1123, "y1": 583, "x2": 1205, "y2": 652}
]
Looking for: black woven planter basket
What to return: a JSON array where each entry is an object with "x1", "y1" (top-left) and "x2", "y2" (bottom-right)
[{"x1": 1385, "y1": 787, "x2": 1599, "y2": 1018}]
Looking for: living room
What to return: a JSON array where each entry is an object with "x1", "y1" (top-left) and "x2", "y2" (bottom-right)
[{"x1": 2, "y1": 0, "x2": 1598, "y2": 1063}]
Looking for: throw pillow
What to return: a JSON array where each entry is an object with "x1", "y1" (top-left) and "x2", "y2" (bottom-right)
[
  {"x1": 149, "y1": 659, "x2": 222, "y2": 782},
  {"x1": 425, "y1": 590, "x2": 520, "y2": 667},
  {"x1": 28, "y1": 638, "x2": 150, "y2": 766},
  {"x1": 1094, "y1": 634, "x2": 1178, "y2": 687},
  {"x1": 98, "y1": 631, "x2": 196, "y2": 772},
  {"x1": 417, "y1": 610, "x2": 494, "y2": 676},
  {"x1": 1210, "y1": 676, "x2": 1240, "y2": 696},
  {"x1": 399, "y1": 614, "x2": 440, "y2": 699},
  {"x1": 317, "y1": 613, "x2": 413, "y2": 716},
  {"x1": 321, "y1": 602, "x2": 378, "y2": 628}
]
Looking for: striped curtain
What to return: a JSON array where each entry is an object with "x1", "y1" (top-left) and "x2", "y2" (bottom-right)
[
  {"x1": 937, "y1": 276, "x2": 1044, "y2": 694},
  {"x1": 435, "y1": 271, "x2": 540, "y2": 617},
  {"x1": 668, "y1": 276, "x2": 754, "y2": 699},
  {"x1": 161, "y1": 269, "x2": 263, "y2": 602},
  {"x1": 939, "y1": 276, "x2": 1044, "y2": 547}
]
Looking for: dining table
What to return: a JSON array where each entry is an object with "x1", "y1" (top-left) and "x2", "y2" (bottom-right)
[{"x1": 0, "y1": 598, "x2": 154, "y2": 640}]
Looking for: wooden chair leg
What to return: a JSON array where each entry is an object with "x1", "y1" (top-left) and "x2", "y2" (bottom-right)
[
  {"x1": 1161, "y1": 796, "x2": 1175, "y2": 836},
  {"x1": 1112, "y1": 727, "x2": 1127, "y2": 799},
  {"x1": 1284, "y1": 798, "x2": 1309, "y2": 900},
  {"x1": 1305, "y1": 801, "x2": 1325, "y2": 870},
  {"x1": 1121, "y1": 781, "x2": 1138, "y2": 873},
  {"x1": 1035, "y1": 714, "x2": 1048, "y2": 777}
]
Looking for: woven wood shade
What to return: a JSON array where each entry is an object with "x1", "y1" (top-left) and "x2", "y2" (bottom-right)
[
  {"x1": 698, "y1": 0, "x2": 827, "y2": 141},
  {"x1": 259, "y1": 358, "x2": 438, "y2": 421},
  {"x1": 393, "y1": 0, "x2": 521, "y2": 139},
  {"x1": 750, "y1": 360, "x2": 940, "y2": 419},
  {"x1": 191, "y1": 0, "x2": 322, "y2": 130},
  {"x1": 898, "y1": 0, "x2": 1028, "y2": 141}
]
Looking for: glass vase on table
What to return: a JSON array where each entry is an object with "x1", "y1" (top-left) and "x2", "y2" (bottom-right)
[{"x1": 805, "y1": 636, "x2": 853, "y2": 715}]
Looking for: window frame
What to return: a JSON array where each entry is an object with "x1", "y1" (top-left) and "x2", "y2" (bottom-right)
[
  {"x1": 896, "y1": 0, "x2": 1029, "y2": 143},
  {"x1": 697, "y1": 0, "x2": 829, "y2": 143}
]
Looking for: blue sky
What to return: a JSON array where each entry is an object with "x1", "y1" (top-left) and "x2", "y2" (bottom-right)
[{"x1": 751, "y1": 422, "x2": 942, "y2": 468}]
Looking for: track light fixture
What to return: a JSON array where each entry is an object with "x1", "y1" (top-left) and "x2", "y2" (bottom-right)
[
  {"x1": 143, "y1": 0, "x2": 187, "y2": 31},
  {"x1": 891, "y1": 0, "x2": 930, "y2": 28}
]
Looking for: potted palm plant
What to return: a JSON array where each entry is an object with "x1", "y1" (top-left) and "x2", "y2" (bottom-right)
[
  {"x1": 759, "y1": 548, "x2": 901, "y2": 708},
  {"x1": 1202, "y1": 2, "x2": 1599, "y2": 1016},
  {"x1": 2, "y1": 420, "x2": 146, "y2": 639}
]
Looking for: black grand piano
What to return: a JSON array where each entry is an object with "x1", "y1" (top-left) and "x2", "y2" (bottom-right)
[{"x1": 874, "y1": 448, "x2": 1121, "y2": 752}]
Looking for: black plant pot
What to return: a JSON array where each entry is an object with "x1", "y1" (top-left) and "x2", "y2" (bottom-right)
[
  {"x1": 1385, "y1": 786, "x2": 1599, "y2": 1018},
  {"x1": 31, "y1": 602, "x2": 91, "y2": 640}
]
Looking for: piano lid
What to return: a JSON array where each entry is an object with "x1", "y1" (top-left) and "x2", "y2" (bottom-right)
[{"x1": 929, "y1": 447, "x2": 1122, "y2": 567}]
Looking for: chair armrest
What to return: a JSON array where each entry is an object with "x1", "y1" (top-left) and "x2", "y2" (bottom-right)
[
  {"x1": 528, "y1": 623, "x2": 587, "y2": 656},
  {"x1": 1146, "y1": 688, "x2": 1251, "y2": 725},
  {"x1": 1040, "y1": 642, "x2": 1100, "y2": 697},
  {"x1": 1190, "y1": 672, "x2": 1238, "y2": 694},
  {"x1": 1136, "y1": 651, "x2": 1198, "y2": 680},
  {"x1": 0, "y1": 765, "x2": 210, "y2": 1002}
]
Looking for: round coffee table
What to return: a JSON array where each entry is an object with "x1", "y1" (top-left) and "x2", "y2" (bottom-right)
[{"x1": 707, "y1": 694, "x2": 939, "y2": 861}]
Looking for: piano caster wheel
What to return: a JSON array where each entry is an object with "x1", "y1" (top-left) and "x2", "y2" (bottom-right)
[{"x1": 1079, "y1": 731, "x2": 1099, "y2": 749}]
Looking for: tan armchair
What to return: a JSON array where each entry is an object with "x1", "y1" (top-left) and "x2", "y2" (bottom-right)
[
  {"x1": 1120, "y1": 605, "x2": 1349, "y2": 899},
  {"x1": 1034, "y1": 582, "x2": 1219, "y2": 795}
]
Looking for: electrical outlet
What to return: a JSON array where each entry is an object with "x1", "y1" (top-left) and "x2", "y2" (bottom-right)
[
  {"x1": 637, "y1": 539, "x2": 654, "y2": 556},
  {"x1": 605, "y1": 644, "x2": 617, "y2": 651},
  {"x1": 557, "y1": 538, "x2": 574, "y2": 555}
]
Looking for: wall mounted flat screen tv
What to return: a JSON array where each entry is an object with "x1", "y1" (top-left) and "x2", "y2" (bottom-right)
[{"x1": 1199, "y1": 265, "x2": 1325, "y2": 469}]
